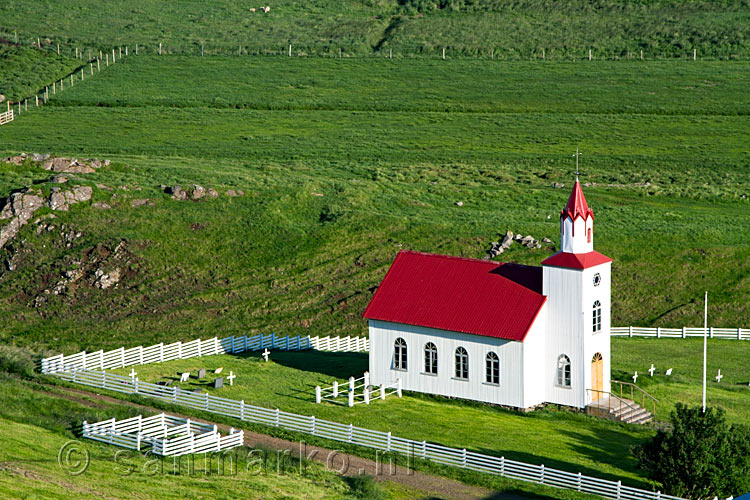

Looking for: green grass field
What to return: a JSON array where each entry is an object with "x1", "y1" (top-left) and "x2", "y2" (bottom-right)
[
  {"x1": 0, "y1": 56, "x2": 748, "y2": 352},
  {"x1": 3, "y1": 0, "x2": 750, "y2": 58}
]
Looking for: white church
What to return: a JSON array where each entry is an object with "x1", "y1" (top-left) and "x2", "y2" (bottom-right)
[{"x1": 363, "y1": 179, "x2": 612, "y2": 410}]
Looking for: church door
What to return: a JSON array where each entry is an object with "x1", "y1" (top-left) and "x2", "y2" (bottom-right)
[{"x1": 591, "y1": 353, "x2": 604, "y2": 397}]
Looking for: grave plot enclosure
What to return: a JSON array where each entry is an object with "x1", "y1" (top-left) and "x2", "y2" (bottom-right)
[{"x1": 82, "y1": 413, "x2": 243, "y2": 456}]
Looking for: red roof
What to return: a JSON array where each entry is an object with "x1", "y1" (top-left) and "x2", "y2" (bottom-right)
[
  {"x1": 561, "y1": 179, "x2": 594, "y2": 222},
  {"x1": 542, "y1": 251, "x2": 612, "y2": 270},
  {"x1": 362, "y1": 251, "x2": 546, "y2": 342}
]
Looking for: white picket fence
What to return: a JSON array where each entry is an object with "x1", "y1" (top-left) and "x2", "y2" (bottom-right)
[
  {"x1": 83, "y1": 413, "x2": 243, "y2": 456},
  {"x1": 56, "y1": 367, "x2": 682, "y2": 500},
  {"x1": 0, "y1": 109, "x2": 14, "y2": 125},
  {"x1": 41, "y1": 333, "x2": 369, "y2": 374},
  {"x1": 612, "y1": 326, "x2": 750, "y2": 340},
  {"x1": 316, "y1": 371, "x2": 402, "y2": 406}
]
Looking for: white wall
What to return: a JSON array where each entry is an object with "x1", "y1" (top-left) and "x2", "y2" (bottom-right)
[
  {"x1": 542, "y1": 261, "x2": 611, "y2": 408},
  {"x1": 561, "y1": 216, "x2": 593, "y2": 254},
  {"x1": 520, "y1": 304, "x2": 548, "y2": 408},
  {"x1": 368, "y1": 320, "x2": 526, "y2": 408}
]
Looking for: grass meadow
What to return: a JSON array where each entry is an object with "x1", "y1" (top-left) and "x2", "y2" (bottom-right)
[
  {"x1": 2, "y1": 0, "x2": 750, "y2": 58},
  {"x1": 0, "y1": 56, "x2": 748, "y2": 352}
]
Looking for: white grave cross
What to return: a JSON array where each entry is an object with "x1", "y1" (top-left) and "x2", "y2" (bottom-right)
[
  {"x1": 632, "y1": 371, "x2": 638, "y2": 383},
  {"x1": 715, "y1": 369, "x2": 723, "y2": 383},
  {"x1": 262, "y1": 349, "x2": 270, "y2": 362},
  {"x1": 648, "y1": 364, "x2": 656, "y2": 377},
  {"x1": 180, "y1": 372, "x2": 190, "y2": 382},
  {"x1": 228, "y1": 371, "x2": 236, "y2": 386}
]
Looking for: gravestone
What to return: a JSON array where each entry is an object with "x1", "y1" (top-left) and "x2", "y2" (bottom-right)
[
  {"x1": 164, "y1": 380, "x2": 173, "y2": 387},
  {"x1": 214, "y1": 377, "x2": 224, "y2": 389},
  {"x1": 180, "y1": 372, "x2": 190, "y2": 382},
  {"x1": 214, "y1": 367, "x2": 223, "y2": 374},
  {"x1": 198, "y1": 368, "x2": 206, "y2": 379}
]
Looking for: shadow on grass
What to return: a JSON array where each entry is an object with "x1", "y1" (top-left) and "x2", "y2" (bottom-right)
[{"x1": 257, "y1": 350, "x2": 369, "y2": 380}]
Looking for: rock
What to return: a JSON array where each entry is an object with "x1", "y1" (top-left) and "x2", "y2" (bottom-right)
[
  {"x1": 207, "y1": 188, "x2": 219, "y2": 198},
  {"x1": 167, "y1": 185, "x2": 187, "y2": 200},
  {"x1": 92, "y1": 202, "x2": 111, "y2": 209},
  {"x1": 455, "y1": 201, "x2": 464, "y2": 207},
  {"x1": 3, "y1": 155, "x2": 27, "y2": 166},
  {"x1": 552, "y1": 182, "x2": 565, "y2": 189},
  {"x1": 191, "y1": 185, "x2": 206, "y2": 200},
  {"x1": 0, "y1": 218, "x2": 22, "y2": 249},
  {"x1": 41, "y1": 157, "x2": 97, "y2": 174},
  {"x1": 31, "y1": 153, "x2": 50, "y2": 162},
  {"x1": 501, "y1": 231, "x2": 514, "y2": 248},
  {"x1": 72, "y1": 186, "x2": 93, "y2": 202},
  {"x1": 96, "y1": 183, "x2": 113, "y2": 191},
  {"x1": 51, "y1": 175, "x2": 68, "y2": 184},
  {"x1": 49, "y1": 191, "x2": 69, "y2": 211},
  {"x1": 0, "y1": 94, "x2": 5, "y2": 103},
  {"x1": 514, "y1": 234, "x2": 523, "y2": 241},
  {"x1": 542, "y1": 237, "x2": 552, "y2": 244},
  {"x1": 89, "y1": 159, "x2": 102, "y2": 168},
  {"x1": 131, "y1": 199, "x2": 152, "y2": 207},
  {"x1": 225, "y1": 189, "x2": 242, "y2": 197},
  {"x1": 94, "y1": 267, "x2": 122, "y2": 289}
]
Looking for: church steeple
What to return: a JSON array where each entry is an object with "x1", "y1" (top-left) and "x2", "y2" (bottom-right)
[{"x1": 560, "y1": 179, "x2": 594, "y2": 254}]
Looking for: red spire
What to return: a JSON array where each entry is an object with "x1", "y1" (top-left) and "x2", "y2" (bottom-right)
[{"x1": 561, "y1": 179, "x2": 594, "y2": 221}]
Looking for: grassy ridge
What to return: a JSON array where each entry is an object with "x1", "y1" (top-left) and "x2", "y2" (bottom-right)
[
  {"x1": 2, "y1": 0, "x2": 750, "y2": 58},
  {"x1": 0, "y1": 57, "x2": 748, "y2": 351}
]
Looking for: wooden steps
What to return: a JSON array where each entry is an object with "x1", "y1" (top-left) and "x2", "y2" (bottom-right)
[{"x1": 586, "y1": 396, "x2": 654, "y2": 425}]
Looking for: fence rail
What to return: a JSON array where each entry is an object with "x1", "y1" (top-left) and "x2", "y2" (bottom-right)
[
  {"x1": 0, "y1": 110, "x2": 13, "y2": 125},
  {"x1": 611, "y1": 326, "x2": 749, "y2": 340},
  {"x1": 41, "y1": 334, "x2": 370, "y2": 375},
  {"x1": 56, "y1": 367, "x2": 682, "y2": 500},
  {"x1": 82, "y1": 412, "x2": 243, "y2": 456}
]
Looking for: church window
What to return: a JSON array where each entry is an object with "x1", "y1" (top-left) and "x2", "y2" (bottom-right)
[
  {"x1": 587, "y1": 227, "x2": 592, "y2": 243},
  {"x1": 424, "y1": 342, "x2": 438, "y2": 375},
  {"x1": 593, "y1": 300, "x2": 602, "y2": 332},
  {"x1": 394, "y1": 338, "x2": 407, "y2": 370},
  {"x1": 557, "y1": 355, "x2": 571, "y2": 387},
  {"x1": 455, "y1": 347, "x2": 469, "y2": 379},
  {"x1": 486, "y1": 352, "x2": 500, "y2": 384}
]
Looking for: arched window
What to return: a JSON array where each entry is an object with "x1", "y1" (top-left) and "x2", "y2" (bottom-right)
[
  {"x1": 394, "y1": 338, "x2": 407, "y2": 370},
  {"x1": 424, "y1": 343, "x2": 438, "y2": 375},
  {"x1": 486, "y1": 352, "x2": 500, "y2": 384},
  {"x1": 593, "y1": 300, "x2": 602, "y2": 332},
  {"x1": 587, "y1": 227, "x2": 592, "y2": 243},
  {"x1": 557, "y1": 354, "x2": 571, "y2": 387},
  {"x1": 455, "y1": 347, "x2": 469, "y2": 380}
]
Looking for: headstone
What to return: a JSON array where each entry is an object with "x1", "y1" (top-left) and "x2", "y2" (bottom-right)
[
  {"x1": 214, "y1": 367, "x2": 223, "y2": 374},
  {"x1": 665, "y1": 368, "x2": 673, "y2": 376},
  {"x1": 180, "y1": 372, "x2": 190, "y2": 382},
  {"x1": 214, "y1": 377, "x2": 224, "y2": 389},
  {"x1": 198, "y1": 368, "x2": 206, "y2": 379}
]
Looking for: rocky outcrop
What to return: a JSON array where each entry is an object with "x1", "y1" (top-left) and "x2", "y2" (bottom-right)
[
  {"x1": 163, "y1": 184, "x2": 223, "y2": 200},
  {"x1": 41, "y1": 157, "x2": 110, "y2": 174},
  {"x1": 485, "y1": 230, "x2": 554, "y2": 259},
  {"x1": 225, "y1": 189, "x2": 245, "y2": 197},
  {"x1": 0, "y1": 185, "x2": 94, "y2": 249},
  {"x1": 131, "y1": 199, "x2": 153, "y2": 208}
]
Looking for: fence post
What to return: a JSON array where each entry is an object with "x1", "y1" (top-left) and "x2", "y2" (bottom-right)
[
  {"x1": 102, "y1": 370, "x2": 107, "y2": 389},
  {"x1": 214, "y1": 336, "x2": 220, "y2": 355},
  {"x1": 462, "y1": 448, "x2": 467, "y2": 468},
  {"x1": 616, "y1": 480, "x2": 621, "y2": 500},
  {"x1": 178, "y1": 341, "x2": 182, "y2": 359},
  {"x1": 348, "y1": 423, "x2": 353, "y2": 442},
  {"x1": 139, "y1": 345, "x2": 144, "y2": 364},
  {"x1": 397, "y1": 378, "x2": 402, "y2": 398},
  {"x1": 240, "y1": 399, "x2": 245, "y2": 420},
  {"x1": 121, "y1": 347, "x2": 125, "y2": 367},
  {"x1": 286, "y1": 336, "x2": 290, "y2": 350},
  {"x1": 310, "y1": 415, "x2": 316, "y2": 435},
  {"x1": 198, "y1": 338, "x2": 202, "y2": 357},
  {"x1": 205, "y1": 392, "x2": 209, "y2": 410},
  {"x1": 577, "y1": 472, "x2": 582, "y2": 491},
  {"x1": 387, "y1": 431, "x2": 391, "y2": 451},
  {"x1": 315, "y1": 386, "x2": 321, "y2": 404},
  {"x1": 657, "y1": 327, "x2": 661, "y2": 338},
  {"x1": 173, "y1": 385, "x2": 178, "y2": 402},
  {"x1": 275, "y1": 408, "x2": 280, "y2": 427},
  {"x1": 682, "y1": 326, "x2": 687, "y2": 338},
  {"x1": 364, "y1": 385, "x2": 370, "y2": 404},
  {"x1": 136, "y1": 44, "x2": 138, "y2": 55},
  {"x1": 159, "y1": 342, "x2": 164, "y2": 362},
  {"x1": 134, "y1": 377, "x2": 139, "y2": 393},
  {"x1": 738, "y1": 328, "x2": 742, "y2": 340},
  {"x1": 422, "y1": 440, "x2": 427, "y2": 459},
  {"x1": 629, "y1": 325, "x2": 633, "y2": 337},
  {"x1": 333, "y1": 381, "x2": 338, "y2": 398},
  {"x1": 348, "y1": 390, "x2": 354, "y2": 407},
  {"x1": 710, "y1": 327, "x2": 714, "y2": 338},
  {"x1": 349, "y1": 376, "x2": 355, "y2": 392},
  {"x1": 159, "y1": 42, "x2": 162, "y2": 56},
  {"x1": 82, "y1": 351, "x2": 87, "y2": 370},
  {"x1": 540, "y1": 463, "x2": 545, "y2": 483},
  {"x1": 380, "y1": 384, "x2": 385, "y2": 400}
]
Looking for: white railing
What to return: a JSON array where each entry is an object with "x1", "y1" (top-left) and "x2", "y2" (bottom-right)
[
  {"x1": 82, "y1": 412, "x2": 243, "y2": 456},
  {"x1": 41, "y1": 333, "x2": 369, "y2": 374},
  {"x1": 316, "y1": 371, "x2": 402, "y2": 407},
  {"x1": 0, "y1": 109, "x2": 14, "y2": 125},
  {"x1": 58, "y1": 367, "x2": 682, "y2": 500},
  {"x1": 612, "y1": 326, "x2": 749, "y2": 340}
]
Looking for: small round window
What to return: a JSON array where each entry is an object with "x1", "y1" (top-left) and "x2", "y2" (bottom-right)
[{"x1": 593, "y1": 273, "x2": 602, "y2": 287}]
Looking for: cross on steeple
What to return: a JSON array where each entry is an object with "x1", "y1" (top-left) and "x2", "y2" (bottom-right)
[{"x1": 572, "y1": 147, "x2": 582, "y2": 180}]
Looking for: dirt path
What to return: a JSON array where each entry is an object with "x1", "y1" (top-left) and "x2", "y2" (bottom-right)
[{"x1": 46, "y1": 384, "x2": 524, "y2": 500}]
